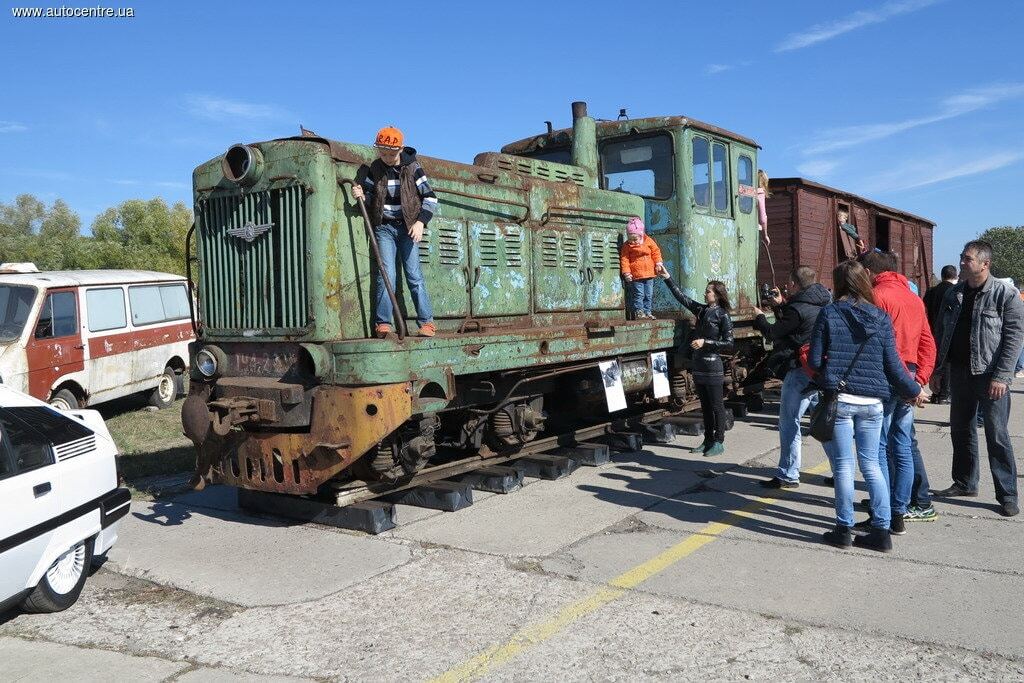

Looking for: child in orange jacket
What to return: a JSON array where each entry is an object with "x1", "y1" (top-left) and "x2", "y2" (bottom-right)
[{"x1": 620, "y1": 217, "x2": 665, "y2": 319}]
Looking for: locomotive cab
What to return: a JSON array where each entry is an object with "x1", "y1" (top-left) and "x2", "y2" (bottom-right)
[{"x1": 501, "y1": 116, "x2": 762, "y2": 323}]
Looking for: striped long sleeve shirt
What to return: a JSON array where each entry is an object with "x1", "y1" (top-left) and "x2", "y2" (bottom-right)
[{"x1": 360, "y1": 158, "x2": 439, "y2": 225}]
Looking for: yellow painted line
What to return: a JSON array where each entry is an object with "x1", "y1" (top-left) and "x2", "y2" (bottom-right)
[{"x1": 431, "y1": 460, "x2": 832, "y2": 683}]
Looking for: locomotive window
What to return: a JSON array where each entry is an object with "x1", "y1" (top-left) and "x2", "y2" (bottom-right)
[
  {"x1": 738, "y1": 155, "x2": 753, "y2": 214},
  {"x1": 692, "y1": 136, "x2": 710, "y2": 208},
  {"x1": 712, "y1": 142, "x2": 729, "y2": 213},
  {"x1": 600, "y1": 134, "x2": 673, "y2": 199}
]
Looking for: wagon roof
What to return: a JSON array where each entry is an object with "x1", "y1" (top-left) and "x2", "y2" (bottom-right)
[
  {"x1": 0, "y1": 270, "x2": 185, "y2": 288},
  {"x1": 771, "y1": 177, "x2": 935, "y2": 227},
  {"x1": 500, "y1": 116, "x2": 760, "y2": 155}
]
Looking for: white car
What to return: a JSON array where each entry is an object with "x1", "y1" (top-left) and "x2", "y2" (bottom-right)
[{"x1": 0, "y1": 384, "x2": 129, "y2": 613}]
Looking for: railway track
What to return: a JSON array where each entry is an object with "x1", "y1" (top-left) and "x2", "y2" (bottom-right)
[{"x1": 237, "y1": 404, "x2": 706, "y2": 533}]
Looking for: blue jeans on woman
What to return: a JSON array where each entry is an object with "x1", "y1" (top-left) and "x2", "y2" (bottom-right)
[
  {"x1": 879, "y1": 398, "x2": 915, "y2": 516},
  {"x1": 373, "y1": 221, "x2": 433, "y2": 326},
  {"x1": 824, "y1": 400, "x2": 890, "y2": 529},
  {"x1": 776, "y1": 367, "x2": 818, "y2": 483},
  {"x1": 628, "y1": 278, "x2": 654, "y2": 316}
]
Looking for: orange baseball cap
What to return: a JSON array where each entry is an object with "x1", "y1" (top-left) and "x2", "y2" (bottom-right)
[{"x1": 375, "y1": 126, "x2": 404, "y2": 150}]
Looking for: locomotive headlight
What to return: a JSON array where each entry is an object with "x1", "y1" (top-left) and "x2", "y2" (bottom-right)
[
  {"x1": 221, "y1": 144, "x2": 264, "y2": 186},
  {"x1": 195, "y1": 347, "x2": 220, "y2": 378}
]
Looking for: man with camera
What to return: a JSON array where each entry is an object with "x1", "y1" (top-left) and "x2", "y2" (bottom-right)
[{"x1": 752, "y1": 266, "x2": 832, "y2": 488}]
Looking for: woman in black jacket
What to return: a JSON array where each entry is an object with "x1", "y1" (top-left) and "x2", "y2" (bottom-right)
[{"x1": 661, "y1": 275, "x2": 734, "y2": 455}]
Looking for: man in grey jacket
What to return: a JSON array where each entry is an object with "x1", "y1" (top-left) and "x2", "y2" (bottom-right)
[{"x1": 931, "y1": 240, "x2": 1024, "y2": 517}]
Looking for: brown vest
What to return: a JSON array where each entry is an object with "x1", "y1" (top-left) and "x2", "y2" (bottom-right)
[{"x1": 369, "y1": 158, "x2": 423, "y2": 227}]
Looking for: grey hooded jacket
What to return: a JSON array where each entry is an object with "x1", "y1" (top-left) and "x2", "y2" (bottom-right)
[{"x1": 934, "y1": 275, "x2": 1024, "y2": 384}]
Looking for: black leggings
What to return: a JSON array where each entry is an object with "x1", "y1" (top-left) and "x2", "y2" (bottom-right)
[{"x1": 695, "y1": 381, "x2": 727, "y2": 443}]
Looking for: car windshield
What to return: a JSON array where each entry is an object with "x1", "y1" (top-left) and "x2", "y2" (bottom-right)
[{"x1": 0, "y1": 285, "x2": 37, "y2": 342}]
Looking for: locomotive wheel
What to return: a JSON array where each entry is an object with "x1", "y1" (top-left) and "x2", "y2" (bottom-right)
[
  {"x1": 356, "y1": 438, "x2": 405, "y2": 483},
  {"x1": 484, "y1": 402, "x2": 542, "y2": 451}
]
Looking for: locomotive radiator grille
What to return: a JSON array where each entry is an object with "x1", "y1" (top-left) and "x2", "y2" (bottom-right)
[{"x1": 197, "y1": 185, "x2": 309, "y2": 333}]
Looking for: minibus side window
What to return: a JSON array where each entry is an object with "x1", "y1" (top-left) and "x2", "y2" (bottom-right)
[
  {"x1": 35, "y1": 291, "x2": 78, "y2": 339},
  {"x1": 86, "y1": 288, "x2": 127, "y2": 332}
]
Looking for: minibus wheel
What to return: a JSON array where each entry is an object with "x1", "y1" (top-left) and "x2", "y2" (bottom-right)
[
  {"x1": 49, "y1": 388, "x2": 79, "y2": 411},
  {"x1": 149, "y1": 366, "x2": 177, "y2": 409}
]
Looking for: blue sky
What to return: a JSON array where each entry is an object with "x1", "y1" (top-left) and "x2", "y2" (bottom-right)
[{"x1": 1, "y1": 0, "x2": 1021, "y2": 271}]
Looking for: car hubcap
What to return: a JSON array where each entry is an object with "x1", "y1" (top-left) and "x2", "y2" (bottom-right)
[
  {"x1": 158, "y1": 374, "x2": 175, "y2": 402},
  {"x1": 46, "y1": 542, "x2": 86, "y2": 594},
  {"x1": 49, "y1": 397, "x2": 71, "y2": 411}
]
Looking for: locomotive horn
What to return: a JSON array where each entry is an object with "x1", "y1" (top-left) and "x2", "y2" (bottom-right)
[{"x1": 341, "y1": 179, "x2": 408, "y2": 339}]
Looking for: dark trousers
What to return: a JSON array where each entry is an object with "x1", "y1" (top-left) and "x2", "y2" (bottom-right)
[
  {"x1": 932, "y1": 364, "x2": 951, "y2": 402},
  {"x1": 948, "y1": 364, "x2": 1018, "y2": 503},
  {"x1": 695, "y1": 381, "x2": 727, "y2": 443},
  {"x1": 909, "y1": 423, "x2": 931, "y2": 507}
]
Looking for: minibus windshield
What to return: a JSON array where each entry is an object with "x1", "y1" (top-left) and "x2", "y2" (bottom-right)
[{"x1": 0, "y1": 285, "x2": 37, "y2": 342}]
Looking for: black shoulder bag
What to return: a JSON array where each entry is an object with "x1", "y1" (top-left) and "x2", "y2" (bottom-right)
[{"x1": 808, "y1": 338, "x2": 870, "y2": 443}]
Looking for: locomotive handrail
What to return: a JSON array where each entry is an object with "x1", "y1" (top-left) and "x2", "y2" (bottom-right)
[
  {"x1": 431, "y1": 186, "x2": 531, "y2": 223},
  {"x1": 339, "y1": 179, "x2": 408, "y2": 340},
  {"x1": 540, "y1": 205, "x2": 636, "y2": 226},
  {"x1": 184, "y1": 222, "x2": 202, "y2": 336}
]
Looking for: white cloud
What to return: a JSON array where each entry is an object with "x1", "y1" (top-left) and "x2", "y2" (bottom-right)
[
  {"x1": 0, "y1": 121, "x2": 28, "y2": 133},
  {"x1": 861, "y1": 151, "x2": 1024, "y2": 194},
  {"x1": 775, "y1": 0, "x2": 942, "y2": 52},
  {"x1": 706, "y1": 63, "x2": 733, "y2": 75},
  {"x1": 185, "y1": 94, "x2": 285, "y2": 121},
  {"x1": 802, "y1": 83, "x2": 1024, "y2": 156},
  {"x1": 796, "y1": 159, "x2": 841, "y2": 178}
]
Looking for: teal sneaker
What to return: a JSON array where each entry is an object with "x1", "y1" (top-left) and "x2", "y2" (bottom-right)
[
  {"x1": 904, "y1": 505, "x2": 937, "y2": 522},
  {"x1": 704, "y1": 442, "x2": 725, "y2": 457}
]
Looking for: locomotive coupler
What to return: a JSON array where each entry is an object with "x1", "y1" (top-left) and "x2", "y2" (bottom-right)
[{"x1": 208, "y1": 396, "x2": 280, "y2": 436}]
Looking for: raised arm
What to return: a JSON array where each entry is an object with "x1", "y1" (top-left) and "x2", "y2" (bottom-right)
[{"x1": 661, "y1": 277, "x2": 705, "y2": 317}]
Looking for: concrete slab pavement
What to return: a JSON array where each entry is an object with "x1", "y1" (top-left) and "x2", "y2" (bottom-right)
[{"x1": 106, "y1": 500, "x2": 412, "y2": 607}]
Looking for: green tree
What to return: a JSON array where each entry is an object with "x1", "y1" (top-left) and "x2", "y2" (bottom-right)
[
  {"x1": 88, "y1": 199, "x2": 192, "y2": 275},
  {"x1": 977, "y1": 226, "x2": 1024, "y2": 286}
]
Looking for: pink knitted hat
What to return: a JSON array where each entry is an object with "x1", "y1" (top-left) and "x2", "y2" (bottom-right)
[{"x1": 627, "y1": 217, "x2": 645, "y2": 235}]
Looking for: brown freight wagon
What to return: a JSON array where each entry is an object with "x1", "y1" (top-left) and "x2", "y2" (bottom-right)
[{"x1": 758, "y1": 177, "x2": 935, "y2": 294}]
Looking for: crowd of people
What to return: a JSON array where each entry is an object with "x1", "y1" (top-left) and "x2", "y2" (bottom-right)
[{"x1": 751, "y1": 240, "x2": 1022, "y2": 552}]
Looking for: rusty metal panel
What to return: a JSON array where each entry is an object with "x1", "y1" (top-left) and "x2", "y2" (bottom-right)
[{"x1": 203, "y1": 383, "x2": 412, "y2": 494}]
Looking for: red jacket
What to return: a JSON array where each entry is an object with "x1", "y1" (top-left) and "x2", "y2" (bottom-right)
[{"x1": 872, "y1": 271, "x2": 936, "y2": 384}]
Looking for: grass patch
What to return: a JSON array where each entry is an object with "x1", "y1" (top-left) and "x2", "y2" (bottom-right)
[{"x1": 97, "y1": 395, "x2": 195, "y2": 485}]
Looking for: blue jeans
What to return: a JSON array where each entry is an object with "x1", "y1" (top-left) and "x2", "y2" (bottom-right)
[
  {"x1": 629, "y1": 278, "x2": 654, "y2": 315},
  {"x1": 373, "y1": 222, "x2": 433, "y2": 326},
  {"x1": 824, "y1": 401, "x2": 890, "y2": 529},
  {"x1": 909, "y1": 423, "x2": 931, "y2": 507},
  {"x1": 879, "y1": 399, "x2": 915, "y2": 515},
  {"x1": 949, "y1": 365, "x2": 1018, "y2": 503},
  {"x1": 776, "y1": 368, "x2": 818, "y2": 482}
]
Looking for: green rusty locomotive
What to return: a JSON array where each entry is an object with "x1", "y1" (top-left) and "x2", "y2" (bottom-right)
[{"x1": 182, "y1": 102, "x2": 768, "y2": 494}]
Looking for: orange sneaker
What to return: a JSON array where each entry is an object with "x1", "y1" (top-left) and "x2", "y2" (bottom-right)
[
  {"x1": 374, "y1": 323, "x2": 393, "y2": 338},
  {"x1": 419, "y1": 322, "x2": 436, "y2": 337}
]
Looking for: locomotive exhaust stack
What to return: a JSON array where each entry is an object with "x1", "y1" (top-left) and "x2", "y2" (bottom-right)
[{"x1": 570, "y1": 101, "x2": 599, "y2": 189}]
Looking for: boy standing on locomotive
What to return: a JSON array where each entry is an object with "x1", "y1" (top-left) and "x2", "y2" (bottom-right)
[
  {"x1": 352, "y1": 126, "x2": 440, "y2": 338},
  {"x1": 619, "y1": 217, "x2": 666, "y2": 319}
]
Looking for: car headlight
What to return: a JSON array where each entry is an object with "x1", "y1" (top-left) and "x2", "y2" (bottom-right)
[{"x1": 196, "y1": 348, "x2": 219, "y2": 377}]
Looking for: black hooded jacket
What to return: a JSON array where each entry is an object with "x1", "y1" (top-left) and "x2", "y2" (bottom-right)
[{"x1": 754, "y1": 283, "x2": 832, "y2": 356}]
